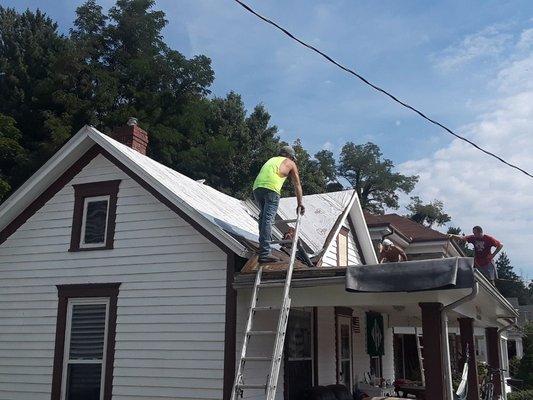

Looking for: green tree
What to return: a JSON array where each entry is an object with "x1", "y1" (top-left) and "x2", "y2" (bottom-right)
[
  {"x1": 406, "y1": 196, "x2": 451, "y2": 227},
  {"x1": 285, "y1": 139, "x2": 327, "y2": 196},
  {"x1": 0, "y1": 6, "x2": 82, "y2": 188},
  {"x1": 315, "y1": 149, "x2": 343, "y2": 192},
  {"x1": 494, "y1": 252, "x2": 530, "y2": 304},
  {"x1": 0, "y1": 114, "x2": 26, "y2": 200},
  {"x1": 337, "y1": 142, "x2": 418, "y2": 213},
  {"x1": 518, "y1": 323, "x2": 533, "y2": 388}
]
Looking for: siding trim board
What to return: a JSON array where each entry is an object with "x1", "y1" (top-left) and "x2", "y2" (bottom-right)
[
  {"x1": 51, "y1": 283, "x2": 121, "y2": 400},
  {"x1": 69, "y1": 180, "x2": 121, "y2": 252},
  {"x1": 347, "y1": 217, "x2": 366, "y2": 265}
]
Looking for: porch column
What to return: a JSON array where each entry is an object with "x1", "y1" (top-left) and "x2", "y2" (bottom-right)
[
  {"x1": 485, "y1": 327, "x2": 502, "y2": 398},
  {"x1": 419, "y1": 302, "x2": 446, "y2": 400},
  {"x1": 458, "y1": 318, "x2": 480, "y2": 400}
]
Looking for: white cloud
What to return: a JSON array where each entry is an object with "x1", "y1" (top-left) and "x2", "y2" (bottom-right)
[
  {"x1": 401, "y1": 31, "x2": 533, "y2": 276},
  {"x1": 517, "y1": 28, "x2": 533, "y2": 51},
  {"x1": 433, "y1": 25, "x2": 513, "y2": 72}
]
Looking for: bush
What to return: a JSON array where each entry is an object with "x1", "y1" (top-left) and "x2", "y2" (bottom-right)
[
  {"x1": 508, "y1": 390, "x2": 533, "y2": 400},
  {"x1": 509, "y1": 356, "x2": 521, "y2": 377}
]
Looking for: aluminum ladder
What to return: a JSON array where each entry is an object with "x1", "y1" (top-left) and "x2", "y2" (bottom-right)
[
  {"x1": 415, "y1": 327, "x2": 425, "y2": 386},
  {"x1": 231, "y1": 212, "x2": 303, "y2": 400}
]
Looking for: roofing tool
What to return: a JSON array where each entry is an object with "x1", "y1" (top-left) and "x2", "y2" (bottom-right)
[{"x1": 231, "y1": 213, "x2": 302, "y2": 400}]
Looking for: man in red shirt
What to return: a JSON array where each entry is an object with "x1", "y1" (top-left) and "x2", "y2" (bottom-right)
[{"x1": 449, "y1": 226, "x2": 503, "y2": 284}]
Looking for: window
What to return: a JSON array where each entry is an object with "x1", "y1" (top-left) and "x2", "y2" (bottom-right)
[
  {"x1": 337, "y1": 227, "x2": 349, "y2": 266},
  {"x1": 81, "y1": 196, "x2": 110, "y2": 247},
  {"x1": 62, "y1": 300, "x2": 109, "y2": 400},
  {"x1": 336, "y1": 314, "x2": 353, "y2": 388},
  {"x1": 70, "y1": 181, "x2": 120, "y2": 251},
  {"x1": 285, "y1": 309, "x2": 314, "y2": 400},
  {"x1": 51, "y1": 284, "x2": 120, "y2": 400}
]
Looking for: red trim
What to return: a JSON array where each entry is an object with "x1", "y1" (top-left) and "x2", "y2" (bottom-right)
[
  {"x1": 0, "y1": 144, "x2": 234, "y2": 255},
  {"x1": 486, "y1": 327, "x2": 502, "y2": 397},
  {"x1": 458, "y1": 318, "x2": 480, "y2": 400},
  {"x1": 223, "y1": 253, "x2": 241, "y2": 400},
  {"x1": 69, "y1": 180, "x2": 121, "y2": 251},
  {"x1": 51, "y1": 283, "x2": 120, "y2": 400},
  {"x1": 419, "y1": 302, "x2": 446, "y2": 400},
  {"x1": 0, "y1": 146, "x2": 100, "y2": 246}
]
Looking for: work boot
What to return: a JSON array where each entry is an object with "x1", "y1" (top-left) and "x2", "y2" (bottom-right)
[{"x1": 258, "y1": 254, "x2": 281, "y2": 264}]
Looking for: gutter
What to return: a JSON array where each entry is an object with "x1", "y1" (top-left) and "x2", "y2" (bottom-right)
[{"x1": 498, "y1": 317, "x2": 517, "y2": 335}]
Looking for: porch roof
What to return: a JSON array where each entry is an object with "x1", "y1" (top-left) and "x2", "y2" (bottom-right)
[{"x1": 233, "y1": 257, "x2": 518, "y2": 329}]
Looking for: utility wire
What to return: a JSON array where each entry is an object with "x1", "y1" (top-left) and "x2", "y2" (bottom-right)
[{"x1": 233, "y1": 0, "x2": 533, "y2": 180}]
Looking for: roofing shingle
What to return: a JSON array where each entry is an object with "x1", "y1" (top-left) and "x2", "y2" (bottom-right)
[{"x1": 364, "y1": 212, "x2": 448, "y2": 242}]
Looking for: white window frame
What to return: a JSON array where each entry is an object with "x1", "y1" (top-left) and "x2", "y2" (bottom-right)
[
  {"x1": 61, "y1": 298, "x2": 110, "y2": 400},
  {"x1": 80, "y1": 195, "x2": 110, "y2": 248},
  {"x1": 336, "y1": 314, "x2": 353, "y2": 388}
]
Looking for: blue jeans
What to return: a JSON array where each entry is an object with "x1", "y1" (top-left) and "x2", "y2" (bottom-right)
[{"x1": 253, "y1": 188, "x2": 280, "y2": 258}]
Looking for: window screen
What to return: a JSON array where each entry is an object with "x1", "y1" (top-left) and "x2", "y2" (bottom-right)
[
  {"x1": 81, "y1": 197, "x2": 109, "y2": 247},
  {"x1": 63, "y1": 301, "x2": 108, "y2": 400}
]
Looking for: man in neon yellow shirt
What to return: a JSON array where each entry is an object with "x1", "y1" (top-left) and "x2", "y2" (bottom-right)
[{"x1": 253, "y1": 146, "x2": 305, "y2": 263}]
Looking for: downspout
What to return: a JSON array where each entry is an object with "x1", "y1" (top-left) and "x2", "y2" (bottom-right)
[{"x1": 440, "y1": 282, "x2": 480, "y2": 400}]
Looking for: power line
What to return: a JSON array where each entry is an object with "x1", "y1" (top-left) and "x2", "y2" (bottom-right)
[{"x1": 233, "y1": 0, "x2": 533, "y2": 180}]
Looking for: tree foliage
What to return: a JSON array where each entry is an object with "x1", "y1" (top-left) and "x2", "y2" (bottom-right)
[
  {"x1": 407, "y1": 196, "x2": 451, "y2": 227},
  {"x1": 447, "y1": 227, "x2": 474, "y2": 257},
  {"x1": 494, "y1": 252, "x2": 531, "y2": 305},
  {"x1": 517, "y1": 323, "x2": 533, "y2": 389},
  {"x1": 337, "y1": 142, "x2": 418, "y2": 213},
  {"x1": 1, "y1": 0, "x2": 422, "y2": 215}
]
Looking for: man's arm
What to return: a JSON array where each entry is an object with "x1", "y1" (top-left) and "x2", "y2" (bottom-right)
[
  {"x1": 447, "y1": 234, "x2": 467, "y2": 242},
  {"x1": 397, "y1": 246, "x2": 408, "y2": 261},
  {"x1": 288, "y1": 162, "x2": 305, "y2": 214},
  {"x1": 490, "y1": 238, "x2": 503, "y2": 261}
]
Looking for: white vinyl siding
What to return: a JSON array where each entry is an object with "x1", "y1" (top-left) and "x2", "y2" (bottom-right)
[
  {"x1": 0, "y1": 154, "x2": 228, "y2": 400},
  {"x1": 322, "y1": 223, "x2": 362, "y2": 267}
]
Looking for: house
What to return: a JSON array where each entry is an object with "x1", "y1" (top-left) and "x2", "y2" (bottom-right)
[
  {"x1": 364, "y1": 212, "x2": 464, "y2": 260},
  {"x1": 364, "y1": 212, "x2": 520, "y2": 395},
  {"x1": 0, "y1": 122, "x2": 518, "y2": 400}
]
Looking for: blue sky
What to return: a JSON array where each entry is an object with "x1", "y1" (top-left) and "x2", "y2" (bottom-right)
[{"x1": 4, "y1": 0, "x2": 533, "y2": 276}]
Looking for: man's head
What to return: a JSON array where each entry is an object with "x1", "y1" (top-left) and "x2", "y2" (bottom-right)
[
  {"x1": 280, "y1": 145, "x2": 296, "y2": 161},
  {"x1": 472, "y1": 226, "x2": 483, "y2": 238},
  {"x1": 382, "y1": 238, "x2": 393, "y2": 249}
]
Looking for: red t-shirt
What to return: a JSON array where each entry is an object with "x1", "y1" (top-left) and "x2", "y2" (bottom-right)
[{"x1": 465, "y1": 234, "x2": 501, "y2": 267}]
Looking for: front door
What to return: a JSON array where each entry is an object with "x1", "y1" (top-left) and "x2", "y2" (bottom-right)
[{"x1": 336, "y1": 315, "x2": 353, "y2": 389}]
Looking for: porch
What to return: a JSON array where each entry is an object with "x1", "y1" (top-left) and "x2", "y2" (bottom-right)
[{"x1": 233, "y1": 258, "x2": 518, "y2": 400}]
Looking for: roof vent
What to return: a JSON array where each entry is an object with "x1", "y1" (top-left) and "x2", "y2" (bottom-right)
[{"x1": 112, "y1": 117, "x2": 149, "y2": 155}]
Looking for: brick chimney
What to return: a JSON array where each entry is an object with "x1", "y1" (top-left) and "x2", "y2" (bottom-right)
[{"x1": 112, "y1": 117, "x2": 149, "y2": 155}]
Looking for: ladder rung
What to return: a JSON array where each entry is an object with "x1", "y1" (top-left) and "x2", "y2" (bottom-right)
[
  {"x1": 243, "y1": 356, "x2": 272, "y2": 362},
  {"x1": 258, "y1": 282, "x2": 284, "y2": 288},
  {"x1": 269, "y1": 239, "x2": 293, "y2": 244},
  {"x1": 253, "y1": 305, "x2": 280, "y2": 311},
  {"x1": 238, "y1": 383, "x2": 267, "y2": 390},
  {"x1": 275, "y1": 219, "x2": 298, "y2": 225},
  {"x1": 247, "y1": 330, "x2": 277, "y2": 336}
]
